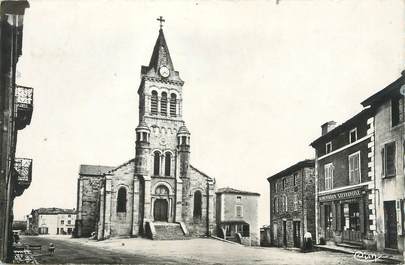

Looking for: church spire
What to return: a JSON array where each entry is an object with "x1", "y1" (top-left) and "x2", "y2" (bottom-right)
[{"x1": 148, "y1": 18, "x2": 174, "y2": 73}]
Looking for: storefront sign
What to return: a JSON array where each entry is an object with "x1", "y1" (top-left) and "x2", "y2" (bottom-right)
[{"x1": 319, "y1": 189, "x2": 362, "y2": 202}]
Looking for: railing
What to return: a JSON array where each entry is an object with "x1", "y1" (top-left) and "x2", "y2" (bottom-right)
[
  {"x1": 14, "y1": 157, "x2": 32, "y2": 188},
  {"x1": 342, "y1": 230, "x2": 363, "y2": 243},
  {"x1": 15, "y1": 85, "x2": 33, "y2": 130}
]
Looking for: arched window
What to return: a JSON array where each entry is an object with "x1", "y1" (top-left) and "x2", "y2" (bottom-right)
[
  {"x1": 170, "y1": 93, "x2": 177, "y2": 117},
  {"x1": 164, "y1": 153, "x2": 171, "y2": 176},
  {"x1": 117, "y1": 187, "x2": 127, "y2": 213},
  {"x1": 161, "y1": 92, "x2": 167, "y2": 116},
  {"x1": 155, "y1": 185, "x2": 169, "y2": 195},
  {"x1": 151, "y1": 91, "x2": 158, "y2": 115},
  {"x1": 153, "y1": 151, "x2": 160, "y2": 176},
  {"x1": 193, "y1": 190, "x2": 202, "y2": 219}
]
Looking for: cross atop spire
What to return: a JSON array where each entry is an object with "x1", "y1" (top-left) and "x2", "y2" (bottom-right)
[{"x1": 157, "y1": 16, "x2": 165, "y2": 29}]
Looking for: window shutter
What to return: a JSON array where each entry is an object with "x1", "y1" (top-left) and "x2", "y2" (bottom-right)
[
  {"x1": 381, "y1": 147, "x2": 385, "y2": 177},
  {"x1": 386, "y1": 142, "x2": 396, "y2": 177}
]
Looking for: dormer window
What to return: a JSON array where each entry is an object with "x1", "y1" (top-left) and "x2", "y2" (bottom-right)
[
  {"x1": 349, "y1": 128, "x2": 357, "y2": 144},
  {"x1": 326, "y1": 142, "x2": 332, "y2": 154}
]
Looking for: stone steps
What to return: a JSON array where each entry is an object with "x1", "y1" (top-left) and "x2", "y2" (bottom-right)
[{"x1": 153, "y1": 222, "x2": 189, "y2": 240}]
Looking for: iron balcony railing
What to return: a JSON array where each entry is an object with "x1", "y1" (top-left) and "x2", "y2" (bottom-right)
[
  {"x1": 14, "y1": 157, "x2": 32, "y2": 187},
  {"x1": 15, "y1": 85, "x2": 33, "y2": 130}
]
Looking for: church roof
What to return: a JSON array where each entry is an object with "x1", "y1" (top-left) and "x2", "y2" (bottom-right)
[
  {"x1": 216, "y1": 187, "x2": 260, "y2": 196},
  {"x1": 189, "y1": 165, "x2": 214, "y2": 182},
  {"x1": 148, "y1": 29, "x2": 174, "y2": 73},
  {"x1": 106, "y1": 159, "x2": 135, "y2": 174},
  {"x1": 79, "y1": 164, "x2": 115, "y2": 176}
]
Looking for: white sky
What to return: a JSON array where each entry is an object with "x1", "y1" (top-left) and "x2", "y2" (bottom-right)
[{"x1": 14, "y1": 0, "x2": 405, "y2": 227}]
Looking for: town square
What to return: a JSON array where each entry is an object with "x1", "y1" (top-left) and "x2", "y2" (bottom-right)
[{"x1": 1, "y1": 0, "x2": 405, "y2": 264}]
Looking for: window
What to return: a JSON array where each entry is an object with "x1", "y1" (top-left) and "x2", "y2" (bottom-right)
[
  {"x1": 236, "y1": 205, "x2": 243, "y2": 217},
  {"x1": 117, "y1": 187, "x2": 127, "y2": 213},
  {"x1": 324, "y1": 163, "x2": 334, "y2": 190},
  {"x1": 284, "y1": 195, "x2": 288, "y2": 212},
  {"x1": 164, "y1": 153, "x2": 171, "y2": 176},
  {"x1": 153, "y1": 151, "x2": 160, "y2": 176},
  {"x1": 274, "y1": 197, "x2": 279, "y2": 213},
  {"x1": 293, "y1": 194, "x2": 298, "y2": 211},
  {"x1": 349, "y1": 152, "x2": 361, "y2": 185},
  {"x1": 155, "y1": 185, "x2": 169, "y2": 195},
  {"x1": 275, "y1": 182, "x2": 278, "y2": 193},
  {"x1": 170, "y1": 93, "x2": 177, "y2": 117},
  {"x1": 382, "y1": 142, "x2": 396, "y2": 178},
  {"x1": 392, "y1": 96, "x2": 404, "y2": 127},
  {"x1": 67, "y1": 220, "x2": 71, "y2": 225},
  {"x1": 193, "y1": 191, "x2": 202, "y2": 219},
  {"x1": 68, "y1": 215, "x2": 71, "y2": 218},
  {"x1": 151, "y1": 91, "x2": 158, "y2": 115},
  {"x1": 293, "y1": 173, "x2": 298, "y2": 186},
  {"x1": 349, "y1": 128, "x2": 357, "y2": 143},
  {"x1": 282, "y1": 178, "x2": 286, "y2": 190},
  {"x1": 326, "y1": 142, "x2": 332, "y2": 154},
  {"x1": 161, "y1": 92, "x2": 167, "y2": 116},
  {"x1": 236, "y1": 196, "x2": 242, "y2": 203},
  {"x1": 61, "y1": 220, "x2": 64, "y2": 225}
]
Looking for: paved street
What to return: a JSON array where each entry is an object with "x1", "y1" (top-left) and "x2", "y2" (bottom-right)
[{"x1": 20, "y1": 235, "x2": 399, "y2": 265}]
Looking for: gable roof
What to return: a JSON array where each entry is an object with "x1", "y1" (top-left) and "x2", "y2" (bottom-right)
[
  {"x1": 267, "y1": 159, "x2": 314, "y2": 182},
  {"x1": 79, "y1": 164, "x2": 115, "y2": 176},
  {"x1": 34, "y1": 208, "x2": 76, "y2": 215},
  {"x1": 216, "y1": 187, "x2": 260, "y2": 196},
  {"x1": 105, "y1": 159, "x2": 135, "y2": 174},
  {"x1": 361, "y1": 75, "x2": 403, "y2": 107},
  {"x1": 189, "y1": 164, "x2": 215, "y2": 182}
]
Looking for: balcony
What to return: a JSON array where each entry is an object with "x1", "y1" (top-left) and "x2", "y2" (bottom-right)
[
  {"x1": 13, "y1": 158, "x2": 32, "y2": 196},
  {"x1": 15, "y1": 85, "x2": 33, "y2": 130}
]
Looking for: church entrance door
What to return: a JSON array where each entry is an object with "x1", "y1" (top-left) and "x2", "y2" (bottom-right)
[{"x1": 154, "y1": 199, "x2": 168, "y2": 221}]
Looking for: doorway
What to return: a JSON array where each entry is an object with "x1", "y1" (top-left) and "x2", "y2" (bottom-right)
[
  {"x1": 384, "y1": 201, "x2": 398, "y2": 249},
  {"x1": 154, "y1": 199, "x2": 168, "y2": 221},
  {"x1": 293, "y1": 221, "x2": 301, "y2": 248},
  {"x1": 282, "y1": 220, "x2": 287, "y2": 247}
]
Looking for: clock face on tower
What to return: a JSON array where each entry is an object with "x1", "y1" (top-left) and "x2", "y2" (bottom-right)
[{"x1": 159, "y1": 66, "x2": 170, "y2": 78}]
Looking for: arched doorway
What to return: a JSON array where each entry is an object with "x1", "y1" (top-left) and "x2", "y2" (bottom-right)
[{"x1": 154, "y1": 199, "x2": 168, "y2": 221}]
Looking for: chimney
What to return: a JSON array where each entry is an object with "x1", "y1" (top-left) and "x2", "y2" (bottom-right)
[{"x1": 321, "y1": 121, "x2": 337, "y2": 135}]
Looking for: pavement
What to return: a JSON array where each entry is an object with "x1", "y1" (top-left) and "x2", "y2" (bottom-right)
[{"x1": 20, "y1": 235, "x2": 401, "y2": 264}]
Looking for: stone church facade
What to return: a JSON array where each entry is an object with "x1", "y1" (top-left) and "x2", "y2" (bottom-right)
[{"x1": 76, "y1": 27, "x2": 216, "y2": 240}]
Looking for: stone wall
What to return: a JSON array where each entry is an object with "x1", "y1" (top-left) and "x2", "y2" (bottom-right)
[
  {"x1": 182, "y1": 166, "x2": 216, "y2": 237},
  {"x1": 77, "y1": 175, "x2": 104, "y2": 237},
  {"x1": 269, "y1": 166, "x2": 315, "y2": 248},
  {"x1": 109, "y1": 161, "x2": 136, "y2": 237}
]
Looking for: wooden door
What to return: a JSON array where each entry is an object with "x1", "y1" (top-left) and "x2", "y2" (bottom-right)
[
  {"x1": 154, "y1": 199, "x2": 168, "y2": 221},
  {"x1": 384, "y1": 201, "x2": 398, "y2": 249},
  {"x1": 293, "y1": 221, "x2": 301, "y2": 248}
]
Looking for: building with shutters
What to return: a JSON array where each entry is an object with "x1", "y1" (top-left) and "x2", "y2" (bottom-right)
[
  {"x1": 310, "y1": 109, "x2": 376, "y2": 249},
  {"x1": 0, "y1": 1, "x2": 32, "y2": 262},
  {"x1": 216, "y1": 188, "x2": 260, "y2": 246},
  {"x1": 267, "y1": 159, "x2": 315, "y2": 249},
  {"x1": 75, "y1": 23, "x2": 216, "y2": 241},
  {"x1": 361, "y1": 73, "x2": 405, "y2": 252},
  {"x1": 27, "y1": 208, "x2": 76, "y2": 235}
]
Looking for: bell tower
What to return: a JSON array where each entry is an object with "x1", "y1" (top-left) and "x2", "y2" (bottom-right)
[{"x1": 136, "y1": 18, "x2": 191, "y2": 227}]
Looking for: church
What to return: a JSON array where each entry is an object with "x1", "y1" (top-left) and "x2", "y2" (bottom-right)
[{"x1": 75, "y1": 20, "x2": 217, "y2": 240}]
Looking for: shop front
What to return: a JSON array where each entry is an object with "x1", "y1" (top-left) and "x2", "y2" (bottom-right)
[{"x1": 319, "y1": 187, "x2": 370, "y2": 246}]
